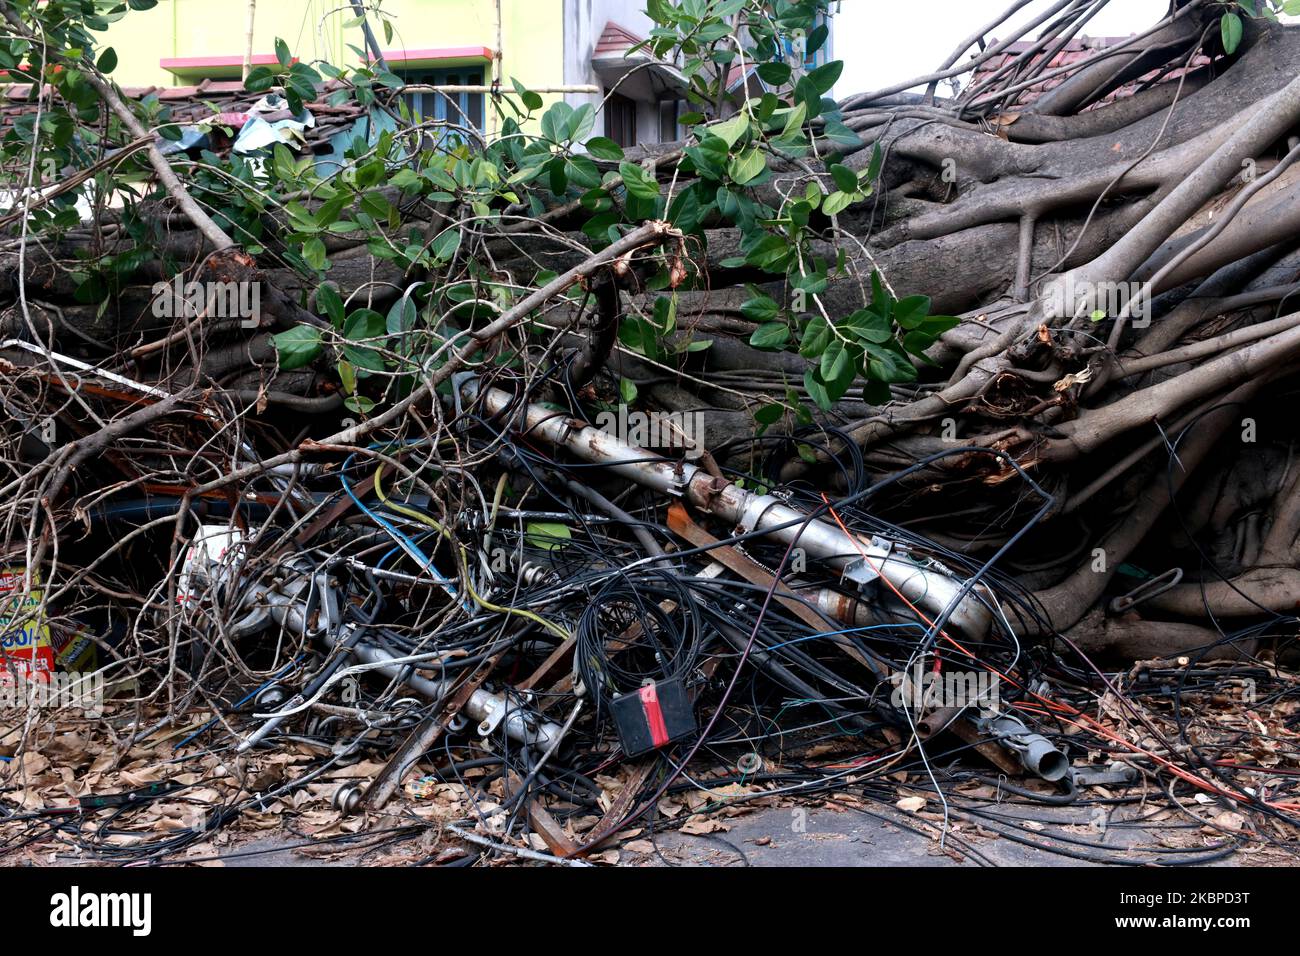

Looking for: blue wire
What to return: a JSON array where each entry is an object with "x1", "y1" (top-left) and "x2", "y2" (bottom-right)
[
  {"x1": 340, "y1": 453, "x2": 460, "y2": 600},
  {"x1": 376, "y1": 532, "x2": 438, "y2": 571}
]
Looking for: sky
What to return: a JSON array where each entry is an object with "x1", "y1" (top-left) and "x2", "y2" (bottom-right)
[{"x1": 834, "y1": 0, "x2": 1177, "y2": 98}]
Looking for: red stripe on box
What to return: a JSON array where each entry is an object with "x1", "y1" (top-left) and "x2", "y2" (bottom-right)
[{"x1": 639, "y1": 683, "x2": 670, "y2": 748}]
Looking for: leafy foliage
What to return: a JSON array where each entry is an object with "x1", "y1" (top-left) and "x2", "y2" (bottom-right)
[{"x1": 0, "y1": 0, "x2": 955, "y2": 422}]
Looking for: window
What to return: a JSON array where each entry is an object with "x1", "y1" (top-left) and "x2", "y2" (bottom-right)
[
  {"x1": 400, "y1": 67, "x2": 485, "y2": 142},
  {"x1": 782, "y1": 12, "x2": 831, "y2": 70},
  {"x1": 658, "y1": 100, "x2": 680, "y2": 143},
  {"x1": 606, "y1": 92, "x2": 637, "y2": 148}
]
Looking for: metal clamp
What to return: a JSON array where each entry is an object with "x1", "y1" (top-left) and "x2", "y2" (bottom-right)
[
  {"x1": 1109, "y1": 567, "x2": 1183, "y2": 614},
  {"x1": 841, "y1": 537, "x2": 892, "y2": 589}
]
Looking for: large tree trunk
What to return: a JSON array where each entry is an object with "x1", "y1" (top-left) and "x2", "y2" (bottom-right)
[{"x1": 6, "y1": 5, "x2": 1300, "y2": 664}]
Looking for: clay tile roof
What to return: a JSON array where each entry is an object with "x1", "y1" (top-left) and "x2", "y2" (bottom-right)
[
  {"x1": 595, "y1": 21, "x2": 647, "y2": 58},
  {"x1": 968, "y1": 36, "x2": 1213, "y2": 106},
  {"x1": 0, "y1": 82, "x2": 367, "y2": 154}
]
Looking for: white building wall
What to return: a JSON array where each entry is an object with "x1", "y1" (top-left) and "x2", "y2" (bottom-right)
[
  {"x1": 834, "y1": 0, "x2": 1170, "y2": 98},
  {"x1": 562, "y1": 0, "x2": 662, "y2": 144}
]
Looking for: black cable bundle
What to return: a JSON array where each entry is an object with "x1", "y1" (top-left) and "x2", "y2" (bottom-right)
[{"x1": 575, "y1": 567, "x2": 703, "y2": 716}]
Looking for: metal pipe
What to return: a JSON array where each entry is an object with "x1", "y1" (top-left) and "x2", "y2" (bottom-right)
[
  {"x1": 225, "y1": 563, "x2": 563, "y2": 751},
  {"x1": 977, "y1": 713, "x2": 1069, "y2": 782},
  {"x1": 462, "y1": 379, "x2": 992, "y2": 638},
  {"x1": 339, "y1": 638, "x2": 563, "y2": 750}
]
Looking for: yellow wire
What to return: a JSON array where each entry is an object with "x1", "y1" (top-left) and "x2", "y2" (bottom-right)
[{"x1": 372, "y1": 464, "x2": 571, "y2": 641}]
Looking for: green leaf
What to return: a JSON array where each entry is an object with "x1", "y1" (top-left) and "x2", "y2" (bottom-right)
[
  {"x1": 844, "y1": 308, "x2": 893, "y2": 344},
  {"x1": 741, "y1": 234, "x2": 792, "y2": 273},
  {"x1": 618, "y1": 315, "x2": 660, "y2": 360},
  {"x1": 646, "y1": 0, "x2": 673, "y2": 23},
  {"x1": 585, "y1": 136, "x2": 625, "y2": 161},
  {"x1": 793, "y1": 271, "x2": 827, "y2": 296},
  {"x1": 340, "y1": 306, "x2": 388, "y2": 374},
  {"x1": 272, "y1": 325, "x2": 322, "y2": 370},
  {"x1": 804, "y1": 368, "x2": 831, "y2": 411},
  {"x1": 565, "y1": 104, "x2": 596, "y2": 142},
  {"x1": 343, "y1": 308, "x2": 385, "y2": 343},
  {"x1": 344, "y1": 395, "x2": 375, "y2": 415},
  {"x1": 316, "y1": 284, "x2": 345, "y2": 327},
  {"x1": 750, "y1": 322, "x2": 790, "y2": 350},
  {"x1": 1221, "y1": 12, "x2": 1244, "y2": 55},
  {"x1": 667, "y1": 183, "x2": 706, "y2": 232},
  {"x1": 275, "y1": 37, "x2": 292, "y2": 68},
  {"x1": 285, "y1": 201, "x2": 320, "y2": 234},
  {"x1": 526, "y1": 521, "x2": 571, "y2": 551},
  {"x1": 870, "y1": 271, "x2": 894, "y2": 315},
  {"x1": 916, "y1": 314, "x2": 960, "y2": 337},
  {"x1": 386, "y1": 297, "x2": 417, "y2": 335},
  {"x1": 756, "y1": 62, "x2": 792, "y2": 86},
  {"x1": 566, "y1": 155, "x2": 601, "y2": 189},
  {"x1": 799, "y1": 315, "x2": 832, "y2": 357},
  {"x1": 337, "y1": 359, "x2": 357, "y2": 395},
  {"x1": 389, "y1": 167, "x2": 421, "y2": 192},
  {"x1": 541, "y1": 101, "x2": 575, "y2": 143},
  {"x1": 822, "y1": 119, "x2": 862, "y2": 150},
  {"x1": 244, "y1": 65, "x2": 275, "y2": 92},
  {"x1": 865, "y1": 143, "x2": 884, "y2": 184},
  {"x1": 754, "y1": 403, "x2": 785, "y2": 426},
  {"x1": 728, "y1": 148, "x2": 766, "y2": 185},
  {"x1": 97, "y1": 47, "x2": 117, "y2": 74},
  {"x1": 652, "y1": 294, "x2": 677, "y2": 334},
  {"x1": 893, "y1": 295, "x2": 932, "y2": 330},
  {"x1": 806, "y1": 60, "x2": 843, "y2": 95},
  {"x1": 829, "y1": 164, "x2": 857, "y2": 193},
  {"x1": 778, "y1": 101, "x2": 808, "y2": 137},
  {"x1": 302, "y1": 237, "x2": 327, "y2": 271},
  {"x1": 684, "y1": 135, "x2": 730, "y2": 181},
  {"x1": 619, "y1": 161, "x2": 661, "y2": 200},
  {"x1": 581, "y1": 188, "x2": 614, "y2": 213},
  {"x1": 820, "y1": 339, "x2": 850, "y2": 382},
  {"x1": 619, "y1": 377, "x2": 638, "y2": 404},
  {"x1": 710, "y1": 112, "x2": 750, "y2": 148},
  {"x1": 866, "y1": 343, "x2": 918, "y2": 384},
  {"x1": 822, "y1": 190, "x2": 853, "y2": 216},
  {"x1": 511, "y1": 77, "x2": 543, "y2": 111},
  {"x1": 741, "y1": 294, "x2": 779, "y2": 322},
  {"x1": 430, "y1": 228, "x2": 462, "y2": 263}
]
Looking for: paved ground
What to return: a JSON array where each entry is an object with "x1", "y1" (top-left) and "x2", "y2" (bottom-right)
[
  {"x1": 620, "y1": 804, "x2": 1160, "y2": 867},
  {"x1": 219, "y1": 800, "x2": 1222, "y2": 867}
]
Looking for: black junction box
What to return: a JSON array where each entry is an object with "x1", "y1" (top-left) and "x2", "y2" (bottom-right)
[{"x1": 610, "y1": 677, "x2": 696, "y2": 756}]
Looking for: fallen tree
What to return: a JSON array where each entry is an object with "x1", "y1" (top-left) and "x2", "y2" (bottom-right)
[
  {"x1": 5, "y1": 0, "x2": 1300, "y2": 867},
  {"x1": 2, "y1": 0, "x2": 1300, "y2": 680}
]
